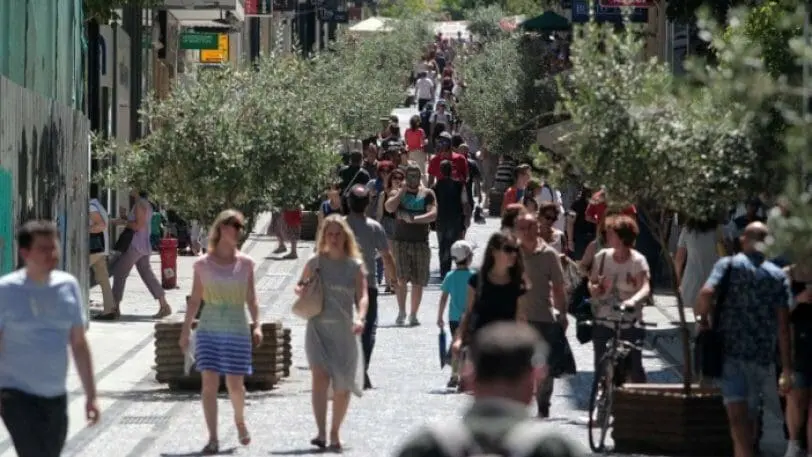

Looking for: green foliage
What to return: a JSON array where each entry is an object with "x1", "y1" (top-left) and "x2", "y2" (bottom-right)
[
  {"x1": 84, "y1": 0, "x2": 161, "y2": 23},
  {"x1": 558, "y1": 21, "x2": 758, "y2": 225},
  {"x1": 96, "y1": 22, "x2": 431, "y2": 226},
  {"x1": 465, "y1": 5, "x2": 509, "y2": 42},
  {"x1": 378, "y1": 0, "x2": 433, "y2": 18}
]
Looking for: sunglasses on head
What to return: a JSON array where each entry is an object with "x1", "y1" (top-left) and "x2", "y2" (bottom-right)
[{"x1": 542, "y1": 213, "x2": 557, "y2": 222}]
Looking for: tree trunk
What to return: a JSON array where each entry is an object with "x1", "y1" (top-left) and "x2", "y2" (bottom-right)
[{"x1": 639, "y1": 207, "x2": 693, "y2": 394}]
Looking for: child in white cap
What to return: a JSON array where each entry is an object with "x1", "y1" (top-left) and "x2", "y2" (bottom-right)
[{"x1": 437, "y1": 239, "x2": 474, "y2": 389}]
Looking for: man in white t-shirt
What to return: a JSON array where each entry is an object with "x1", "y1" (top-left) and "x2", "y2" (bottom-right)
[{"x1": 415, "y1": 72, "x2": 434, "y2": 111}]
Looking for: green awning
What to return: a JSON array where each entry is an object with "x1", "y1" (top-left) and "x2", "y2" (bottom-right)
[{"x1": 520, "y1": 11, "x2": 571, "y2": 32}]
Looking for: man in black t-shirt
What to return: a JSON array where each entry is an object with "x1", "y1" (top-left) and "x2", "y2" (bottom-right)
[
  {"x1": 456, "y1": 143, "x2": 481, "y2": 228},
  {"x1": 432, "y1": 160, "x2": 467, "y2": 278}
]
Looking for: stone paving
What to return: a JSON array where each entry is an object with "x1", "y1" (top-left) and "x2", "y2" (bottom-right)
[{"x1": 0, "y1": 212, "x2": 711, "y2": 457}]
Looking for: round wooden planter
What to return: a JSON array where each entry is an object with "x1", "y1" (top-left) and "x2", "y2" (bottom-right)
[
  {"x1": 488, "y1": 188, "x2": 504, "y2": 218},
  {"x1": 613, "y1": 384, "x2": 732, "y2": 456},
  {"x1": 153, "y1": 320, "x2": 293, "y2": 391},
  {"x1": 300, "y1": 211, "x2": 319, "y2": 241}
]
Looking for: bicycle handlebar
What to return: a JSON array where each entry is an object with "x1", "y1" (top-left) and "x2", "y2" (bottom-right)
[{"x1": 587, "y1": 317, "x2": 658, "y2": 328}]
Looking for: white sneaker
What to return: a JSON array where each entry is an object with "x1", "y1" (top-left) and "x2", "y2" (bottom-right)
[
  {"x1": 395, "y1": 312, "x2": 406, "y2": 326},
  {"x1": 784, "y1": 441, "x2": 802, "y2": 457},
  {"x1": 409, "y1": 314, "x2": 420, "y2": 326}
]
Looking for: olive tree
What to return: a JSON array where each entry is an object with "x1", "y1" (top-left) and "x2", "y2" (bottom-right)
[
  {"x1": 558, "y1": 21, "x2": 760, "y2": 389},
  {"x1": 97, "y1": 57, "x2": 338, "y2": 231}
]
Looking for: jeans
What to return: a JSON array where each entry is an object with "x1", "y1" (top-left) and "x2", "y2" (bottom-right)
[
  {"x1": 437, "y1": 224, "x2": 463, "y2": 279},
  {"x1": 0, "y1": 388, "x2": 68, "y2": 457},
  {"x1": 362, "y1": 287, "x2": 379, "y2": 381},
  {"x1": 376, "y1": 257, "x2": 384, "y2": 285},
  {"x1": 718, "y1": 358, "x2": 775, "y2": 419}
]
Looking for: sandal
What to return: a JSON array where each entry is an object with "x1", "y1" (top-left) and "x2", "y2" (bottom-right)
[
  {"x1": 201, "y1": 441, "x2": 219, "y2": 455},
  {"x1": 236, "y1": 422, "x2": 251, "y2": 446},
  {"x1": 310, "y1": 437, "x2": 327, "y2": 449},
  {"x1": 151, "y1": 306, "x2": 172, "y2": 319},
  {"x1": 328, "y1": 442, "x2": 343, "y2": 453}
]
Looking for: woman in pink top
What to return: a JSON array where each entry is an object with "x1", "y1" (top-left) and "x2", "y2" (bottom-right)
[{"x1": 404, "y1": 115, "x2": 427, "y2": 184}]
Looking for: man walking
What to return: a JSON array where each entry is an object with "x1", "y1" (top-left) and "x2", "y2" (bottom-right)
[
  {"x1": 0, "y1": 220, "x2": 100, "y2": 457},
  {"x1": 345, "y1": 185, "x2": 396, "y2": 389},
  {"x1": 385, "y1": 164, "x2": 437, "y2": 326},
  {"x1": 697, "y1": 222, "x2": 792, "y2": 457},
  {"x1": 516, "y1": 214, "x2": 569, "y2": 418},
  {"x1": 394, "y1": 322, "x2": 586, "y2": 457},
  {"x1": 432, "y1": 160, "x2": 467, "y2": 279}
]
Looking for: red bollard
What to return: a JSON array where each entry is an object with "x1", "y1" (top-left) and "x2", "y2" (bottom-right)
[{"x1": 160, "y1": 237, "x2": 178, "y2": 290}]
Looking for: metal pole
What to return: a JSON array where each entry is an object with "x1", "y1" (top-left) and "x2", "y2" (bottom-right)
[{"x1": 250, "y1": 17, "x2": 261, "y2": 64}]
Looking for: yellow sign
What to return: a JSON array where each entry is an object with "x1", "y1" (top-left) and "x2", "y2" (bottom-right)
[{"x1": 200, "y1": 34, "x2": 229, "y2": 63}]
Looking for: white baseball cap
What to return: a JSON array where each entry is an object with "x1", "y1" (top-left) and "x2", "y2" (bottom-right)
[{"x1": 450, "y1": 240, "x2": 474, "y2": 263}]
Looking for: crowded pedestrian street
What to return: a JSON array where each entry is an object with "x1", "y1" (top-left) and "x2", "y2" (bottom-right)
[{"x1": 0, "y1": 214, "x2": 783, "y2": 457}]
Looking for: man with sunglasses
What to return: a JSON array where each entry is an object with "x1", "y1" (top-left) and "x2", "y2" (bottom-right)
[{"x1": 427, "y1": 132, "x2": 469, "y2": 188}]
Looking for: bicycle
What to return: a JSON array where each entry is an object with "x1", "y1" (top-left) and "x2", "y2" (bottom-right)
[{"x1": 587, "y1": 303, "x2": 657, "y2": 453}]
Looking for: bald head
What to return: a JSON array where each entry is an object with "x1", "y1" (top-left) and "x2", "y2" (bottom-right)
[{"x1": 741, "y1": 221, "x2": 769, "y2": 253}]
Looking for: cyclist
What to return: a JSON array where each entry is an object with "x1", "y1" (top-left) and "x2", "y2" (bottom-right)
[{"x1": 588, "y1": 214, "x2": 651, "y2": 382}]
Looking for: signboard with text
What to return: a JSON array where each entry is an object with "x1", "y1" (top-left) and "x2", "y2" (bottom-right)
[
  {"x1": 180, "y1": 32, "x2": 219, "y2": 50},
  {"x1": 319, "y1": 8, "x2": 349, "y2": 22},
  {"x1": 571, "y1": 0, "x2": 647, "y2": 23},
  {"x1": 200, "y1": 34, "x2": 229, "y2": 63}
]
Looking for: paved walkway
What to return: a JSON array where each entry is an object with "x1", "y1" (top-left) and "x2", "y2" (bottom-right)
[{"x1": 0, "y1": 214, "x2": 787, "y2": 456}]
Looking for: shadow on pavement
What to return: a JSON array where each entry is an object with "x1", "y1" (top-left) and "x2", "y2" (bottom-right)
[
  {"x1": 160, "y1": 447, "x2": 237, "y2": 456},
  {"x1": 269, "y1": 449, "x2": 329, "y2": 455},
  {"x1": 97, "y1": 387, "x2": 288, "y2": 402},
  {"x1": 562, "y1": 368, "x2": 682, "y2": 411}
]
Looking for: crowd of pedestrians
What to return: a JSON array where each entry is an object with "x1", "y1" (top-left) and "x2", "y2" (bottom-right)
[{"x1": 0, "y1": 30, "x2": 809, "y2": 457}]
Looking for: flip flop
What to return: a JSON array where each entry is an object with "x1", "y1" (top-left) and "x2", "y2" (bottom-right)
[
  {"x1": 310, "y1": 437, "x2": 327, "y2": 449},
  {"x1": 237, "y1": 422, "x2": 251, "y2": 446},
  {"x1": 201, "y1": 441, "x2": 219, "y2": 455}
]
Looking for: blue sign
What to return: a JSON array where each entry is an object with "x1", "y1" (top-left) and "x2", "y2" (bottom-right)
[
  {"x1": 0, "y1": 169, "x2": 13, "y2": 275},
  {"x1": 571, "y1": 0, "x2": 648, "y2": 23}
]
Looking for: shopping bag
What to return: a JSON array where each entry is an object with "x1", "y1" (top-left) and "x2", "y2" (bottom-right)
[{"x1": 439, "y1": 330, "x2": 448, "y2": 369}]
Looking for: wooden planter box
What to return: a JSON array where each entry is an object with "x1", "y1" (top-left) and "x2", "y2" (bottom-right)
[
  {"x1": 488, "y1": 188, "x2": 504, "y2": 218},
  {"x1": 613, "y1": 384, "x2": 732, "y2": 456},
  {"x1": 300, "y1": 210, "x2": 319, "y2": 241},
  {"x1": 153, "y1": 320, "x2": 293, "y2": 391}
]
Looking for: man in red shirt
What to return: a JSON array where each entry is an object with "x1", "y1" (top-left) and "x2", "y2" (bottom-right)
[
  {"x1": 427, "y1": 131, "x2": 468, "y2": 186},
  {"x1": 585, "y1": 188, "x2": 636, "y2": 224}
]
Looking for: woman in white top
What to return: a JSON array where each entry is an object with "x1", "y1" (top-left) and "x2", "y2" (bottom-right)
[
  {"x1": 89, "y1": 198, "x2": 115, "y2": 314},
  {"x1": 538, "y1": 201, "x2": 565, "y2": 253},
  {"x1": 588, "y1": 214, "x2": 651, "y2": 383}
]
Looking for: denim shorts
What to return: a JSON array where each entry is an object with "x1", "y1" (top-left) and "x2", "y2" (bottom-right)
[{"x1": 717, "y1": 358, "x2": 774, "y2": 418}]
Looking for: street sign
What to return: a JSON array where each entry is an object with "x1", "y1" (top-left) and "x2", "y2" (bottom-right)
[
  {"x1": 244, "y1": 0, "x2": 273, "y2": 15},
  {"x1": 180, "y1": 32, "x2": 219, "y2": 50},
  {"x1": 571, "y1": 0, "x2": 647, "y2": 23},
  {"x1": 599, "y1": 0, "x2": 654, "y2": 7},
  {"x1": 200, "y1": 34, "x2": 229, "y2": 63},
  {"x1": 319, "y1": 9, "x2": 349, "y2": 23}
]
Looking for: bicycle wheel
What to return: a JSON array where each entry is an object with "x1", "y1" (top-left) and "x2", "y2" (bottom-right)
[{"x1": 588, "y1": 362, "x2": 615, "y2": 453}]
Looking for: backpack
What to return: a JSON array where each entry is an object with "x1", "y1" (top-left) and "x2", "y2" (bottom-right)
[{"x1": 429, "y1": 418, "x2": 557, "y2": 456}]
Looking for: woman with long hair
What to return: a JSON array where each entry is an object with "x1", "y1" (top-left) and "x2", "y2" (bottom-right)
[
  {"x1": 451, "y1": 230, "x2": 529, "y2": 354},
  {"x1": 179, "y1": 210, "x2": 263, "y2": 454},
  {"x1": 500, "y1": 203, "x2": 528, "y2": 233},
  {"x1": 588, "y1": 214, "x2": 650, "y2": 382},
  {"x1": 376, "y1": 169, "x2": 403, "y2": 293},
  {"x1": 296, "y1": 215, "x2": 368, "y2": 451},
  {"x1": 674, "y1": 217, "x2": 723, "y2": 308}
]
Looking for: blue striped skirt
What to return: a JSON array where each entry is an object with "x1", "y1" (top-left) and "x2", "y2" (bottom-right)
[{"x1": 194, "y1": 330, "x2": 253, "y2": 376}]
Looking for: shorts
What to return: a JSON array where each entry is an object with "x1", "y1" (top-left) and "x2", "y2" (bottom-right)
[
  {"x1": 717, "y1": 358, "x2": 774, "y2": 418},
  {"x1": 392, "y1": 240, "x2": 430, "y2": 286},
  {"x1": 271, "y1": 211, "x2": 300, "y2": 241}
]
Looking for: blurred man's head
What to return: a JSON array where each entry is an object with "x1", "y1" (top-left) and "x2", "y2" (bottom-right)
[
  {"x1": 741, "y1": 221, "x2": 769, "y2": 254},
  {"x1": 468, "y1": 322, "x2": 547, "y2": 405},
  {"x1": 18, "y1": 220, "x2": 60, "y2": 275}
]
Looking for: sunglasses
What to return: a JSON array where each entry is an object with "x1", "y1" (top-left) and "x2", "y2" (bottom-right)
[
  {"x1": 542, "y1": 213, "x2": 558, "y2": 222},
  {"x1": 500, "y1": 245, "x2": 520, "y2": 254},
  {"x1": 391, "y1": 176, "x2": 404, "y2": 182},
  {"x1": 225, "y1": 220, "x2": 244, "y2": 230}
]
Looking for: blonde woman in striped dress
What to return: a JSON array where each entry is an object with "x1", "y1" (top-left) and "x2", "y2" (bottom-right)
[{"x1": 180, "y1": 210, "x2": 263, "y2": 455}]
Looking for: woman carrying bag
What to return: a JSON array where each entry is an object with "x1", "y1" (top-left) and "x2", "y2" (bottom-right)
[{"x1": 294, "y1": 215, "x2": 368, "y2": 452}]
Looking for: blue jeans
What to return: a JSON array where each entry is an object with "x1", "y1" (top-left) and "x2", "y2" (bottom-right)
[
  {"x1": 376, "y1": 257, "x2": 384, "y2": 285},
  {"x1": 718, "y1": 358, "x2": 775, "y2": 419}
]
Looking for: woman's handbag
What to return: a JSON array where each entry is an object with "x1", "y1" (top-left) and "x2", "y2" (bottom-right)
[
  {"x1": 292, "y1": 256, "x2": 324, "y2": 320},
  {"x1": 113, "y1": 228, "x2": 134, "y2": 253},
  {"x1": 694, "y1": 259, "x2": 732, "y2": 378},
  {"x1": 548, "y1": 323, "x2": 577, "y2": 377},
  {"x1": 89, "y1": 232, "x2": 105, "y2": 254}
]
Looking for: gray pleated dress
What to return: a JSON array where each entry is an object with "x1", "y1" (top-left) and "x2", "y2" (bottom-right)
[{"x1": 304, "y1": 254, "x2": 364, "y2": 397}]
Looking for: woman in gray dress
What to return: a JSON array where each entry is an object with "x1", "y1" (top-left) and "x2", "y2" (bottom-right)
[{"x1": 295, "y1": 214, "x2": 368, "y2": 452}]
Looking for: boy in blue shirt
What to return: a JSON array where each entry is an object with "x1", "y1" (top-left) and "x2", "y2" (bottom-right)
[{"x1": 437, "y1": 240, "x2": 474, "y2": 389}]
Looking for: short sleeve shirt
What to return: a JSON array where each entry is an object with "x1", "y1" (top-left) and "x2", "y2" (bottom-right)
[
  {"x1": 591, "y1": 248, "x2": 650, "y2": 327},
  {"x1": 442, "y1": 268, "x2": 474, "y2": 322},
  {"x1": 523, "y1": 244, "x2": 565, "y2": 323},
  {"x1": 704, "y1": 253, "x2": 791, "y2": 366},
  {"x1": 0, "y1": 270, "x2": 86, "y2": 397},
  {"x1": 469, "y1": 272, "x2": 526, "y2": 333},
  {"x1": 345, "y1": 215, "x2": 389, "y2": 285}
]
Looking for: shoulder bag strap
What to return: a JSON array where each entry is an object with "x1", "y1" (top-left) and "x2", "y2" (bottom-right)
[
  {"x1": 342, "y1": 167, "x2": 365, "y2": 197},
  {"x1": 597, "y1": 251, "x2": 607, "y2": 277},
  {"x1": 712, "y1": 258, "x2": 733, "y2": 328}
]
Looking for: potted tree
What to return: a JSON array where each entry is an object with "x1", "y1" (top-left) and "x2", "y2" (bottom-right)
[{"x1": 556, "y1": 20, "x2": 763, "y2": 455}]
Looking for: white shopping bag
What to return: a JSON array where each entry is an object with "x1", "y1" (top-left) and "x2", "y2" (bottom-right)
[{"x1": 183, "y1": 329, "x2": 197, "y2": 375}]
